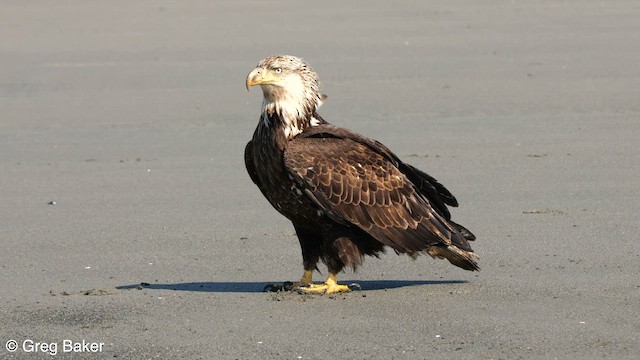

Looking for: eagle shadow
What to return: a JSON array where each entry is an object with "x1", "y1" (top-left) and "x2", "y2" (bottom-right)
[{"x1": 116, "y1": 280, "x2": 466, "y2": 293}]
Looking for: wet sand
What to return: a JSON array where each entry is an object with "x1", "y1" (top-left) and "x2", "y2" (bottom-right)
[{"x1": 1, "y1": 1, "x2": 639, "y2": 358}]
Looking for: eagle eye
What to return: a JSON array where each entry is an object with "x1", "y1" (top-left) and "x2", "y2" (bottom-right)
[{"x1": 274, "y1": 67, "x2": 282, "y2": 74}]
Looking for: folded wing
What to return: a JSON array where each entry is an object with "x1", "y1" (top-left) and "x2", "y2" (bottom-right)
[{"x1": 284, "y1": 135, "x2": 473, "y2": 253}]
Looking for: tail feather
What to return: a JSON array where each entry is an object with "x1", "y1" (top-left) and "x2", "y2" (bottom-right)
[
  {"x1": 427, "y1": 245, "x2": 480, "y2": 271},
  {"x1": 450, "y1": 220, "x2": 476, "y2": 241}
]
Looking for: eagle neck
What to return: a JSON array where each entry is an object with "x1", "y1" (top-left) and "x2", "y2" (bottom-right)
[
  {"x1": 260, "y1": 98, "x2": 316, "y2": 141},
  {"x1": 257, "y1": 112, "x2": 296, "y2": 152}
]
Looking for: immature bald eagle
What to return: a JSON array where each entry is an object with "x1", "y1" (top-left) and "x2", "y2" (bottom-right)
[{"x1": 245, "y1": 55, "x2": 478, "y2": 294}]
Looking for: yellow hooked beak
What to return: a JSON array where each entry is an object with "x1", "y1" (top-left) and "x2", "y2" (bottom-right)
[{"x1": 246, "y1": 68, "x2": 281, "y2": 91}]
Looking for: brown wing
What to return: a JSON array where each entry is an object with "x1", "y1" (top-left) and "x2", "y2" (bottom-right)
[
  {"x1": 301, "y1": 123, "x2": 460, "y2": 220},
  {"x1": 284, "y1": 136, "x2": 473, "y2": 253}
]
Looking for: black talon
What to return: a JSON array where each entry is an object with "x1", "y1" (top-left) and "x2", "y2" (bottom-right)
[
  {"x1": 264, "y1": 282, "x2": 302, "y2": 292},
  {"x1": 282, "y1": 281, "x2": 297, "y2": 291},
  {"x1": 348, "y1": 283, "x2": 362, "y2": 291},
  {"x1": 263, "y1": 284, "x2": 284, "y2": 292},
  {"x1": 294, "y1": 287, "x2": 307, "y2": 295}
]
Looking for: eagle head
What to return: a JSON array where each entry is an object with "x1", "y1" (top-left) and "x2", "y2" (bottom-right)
[{"x1": 246, "y1": 55, "x2": 322, "y2": 131}]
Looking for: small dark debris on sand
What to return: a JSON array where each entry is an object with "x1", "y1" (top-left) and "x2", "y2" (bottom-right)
[
  {"x1": 50, "y1": 288, "x2": 118, "y2": 296},
  {"x1": 523, "y1": 208, "x2": 566, "y2": 215}
]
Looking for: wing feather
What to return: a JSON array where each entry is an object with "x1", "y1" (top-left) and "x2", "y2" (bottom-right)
[
  {"x1": 284, "y1": 135, "x2": 473, "y2": 253},
  {"x1": 301, "y1": 124, "x2": 461, "y2": 219}
]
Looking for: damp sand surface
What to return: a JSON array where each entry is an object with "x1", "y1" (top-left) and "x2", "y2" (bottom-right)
[{"x1": 1, "y1": 1, "x2": 639, "y2": 358}]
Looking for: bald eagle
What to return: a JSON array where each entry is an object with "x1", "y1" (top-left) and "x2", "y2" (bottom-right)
[{"x1": 245, "y1": 55, "x2": 478, "y2": 294}]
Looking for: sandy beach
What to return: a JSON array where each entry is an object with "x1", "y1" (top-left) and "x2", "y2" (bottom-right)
[{"x1": 1, "y1": 1, "x2": 639, "y2": 358}]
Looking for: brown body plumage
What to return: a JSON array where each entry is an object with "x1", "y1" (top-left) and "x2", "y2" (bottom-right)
[{"x1": 245, "y1": 55, "x2": 478, "y2": 293}]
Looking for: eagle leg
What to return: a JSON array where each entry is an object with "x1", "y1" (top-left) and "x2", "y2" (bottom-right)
[
  {"x1": 263, "y1": 270, "x2": 314, "y2": 292},
  {"x1": 297, "y1": 269, "x2": 314, "y2": 285},
  {"x1": 296, "y1": 272, "x2": 351, "y2": 294}
]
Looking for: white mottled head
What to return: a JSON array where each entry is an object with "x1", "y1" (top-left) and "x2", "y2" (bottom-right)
[{"x1": 246, "y1": 55, "x2": 324, "y2": 138}]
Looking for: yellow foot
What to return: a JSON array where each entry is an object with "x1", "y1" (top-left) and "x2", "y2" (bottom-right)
[
  {"x1": 297, "y1": 282, "x2": 351, "y2": 294},
  {"x1": 296, "y1": 272, "x2": 356, "y2": 295}
]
